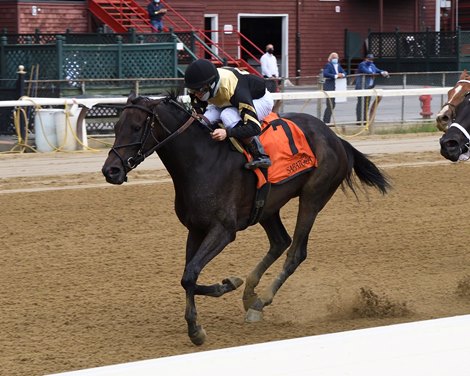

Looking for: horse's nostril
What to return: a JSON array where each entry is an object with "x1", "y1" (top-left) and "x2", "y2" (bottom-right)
[
  {"x1": 441, "y1": 139, "x2": 458, "y2": 149},
  {"x1": 437, "y1": 114, "x2": 449, "y2": 124},
  {"x1": 447, "y1": 140, "x2": 458, "y2": 147},
  {"x1": 109, "y1": 167, "x2": 122, "y2": 176},
  {"x1": 102, "y1": 166, "x2": 121, "y2": 178}
]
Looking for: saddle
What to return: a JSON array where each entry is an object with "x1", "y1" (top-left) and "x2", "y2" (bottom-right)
[
  {"x1": 243, "y1": 112, "x2": 318, "y2": 225},
  {"x1": 248, "y1": 112, "x2": 317, "y2": 188}
]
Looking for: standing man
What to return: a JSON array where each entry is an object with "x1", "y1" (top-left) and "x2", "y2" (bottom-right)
[
  {"x1": 355, "y1": 53, "x2": 389, "y2": 123},
  {"x1": 322, "y1": 52, "x2": 347, "y2": 124},
  {"x1": 147, "y1": 0, "x2": 166, "y2": 33},
  {"x1": 260, "y1": 43, "x2": 279, "y2": 93}
]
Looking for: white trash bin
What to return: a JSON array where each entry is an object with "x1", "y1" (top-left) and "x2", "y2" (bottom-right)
[{"x1": 34, "y1": 109, "x2": 61, "y2": 152}]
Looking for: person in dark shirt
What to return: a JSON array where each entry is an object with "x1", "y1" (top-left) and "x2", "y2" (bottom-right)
[
  {"x1": 355, "y1": 53, "x2": 389, "y2": 123},
  {"x1": 184, "y1": 59, "x2": 273, "y2": 169},
  {"x1": 147, "y1": 0, "x2": 166, "y2": 32}
]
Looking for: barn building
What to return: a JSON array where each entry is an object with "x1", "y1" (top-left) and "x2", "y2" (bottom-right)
[{"x1": 0, "y1": 0, "x2": 463, "y2": 77}]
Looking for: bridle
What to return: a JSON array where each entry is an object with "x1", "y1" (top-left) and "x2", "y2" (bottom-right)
[
  {"x1": 441, "y1": 82, "x2": 470, "y2": 154},
  {"x1": 440, "y1": 79, "x2": 470, "y2": 124},
  {"x1": 110, "y1": 98, "x2": 196, "y2": 170}
]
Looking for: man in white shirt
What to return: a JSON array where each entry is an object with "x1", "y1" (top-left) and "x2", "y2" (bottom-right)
[{"x1": 260, "y1": 44, "x2": 279, "y2": 92}]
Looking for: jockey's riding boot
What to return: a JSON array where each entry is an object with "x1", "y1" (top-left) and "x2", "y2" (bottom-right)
[{"x1": 244, "y1": 136, "x2": 272, "y2": 170}]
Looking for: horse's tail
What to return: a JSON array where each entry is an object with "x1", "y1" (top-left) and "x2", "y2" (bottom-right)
[{"x1": 340, "y1": 139, "x2": 391, "y2": 195}]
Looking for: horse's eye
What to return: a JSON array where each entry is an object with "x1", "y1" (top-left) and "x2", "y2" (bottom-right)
[{"x1": 131, "y1": 124, "x2": 142, "y2": 132}]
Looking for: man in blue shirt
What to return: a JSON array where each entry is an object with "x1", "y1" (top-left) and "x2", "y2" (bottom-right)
[
  {"x1": 147, "y1": 0, "x2": 166, "y2": 32},
  {"x1": 355, "y1": 54, "x2": 389, "y2": 123}
]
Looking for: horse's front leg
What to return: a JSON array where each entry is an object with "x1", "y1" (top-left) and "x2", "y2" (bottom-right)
[{"x1": 181, "y1": 226, "x2": 236, "y2": 345}]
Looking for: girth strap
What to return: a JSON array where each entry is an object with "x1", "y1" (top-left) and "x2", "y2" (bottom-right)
[{"x1": 248, "y1": 179, "x2": 271, "y2": 226}]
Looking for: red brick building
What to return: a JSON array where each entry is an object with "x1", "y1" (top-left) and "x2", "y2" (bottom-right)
[{"x1": 0, "y1": 0, "x2": 461, "y2": 76}]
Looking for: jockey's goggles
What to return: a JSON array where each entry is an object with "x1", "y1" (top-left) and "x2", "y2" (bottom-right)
[{"x1": 187, "y1": 85, "x2": 210, "y2": 95}]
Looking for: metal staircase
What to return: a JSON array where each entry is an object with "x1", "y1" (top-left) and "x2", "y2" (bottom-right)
[
  {"x1": 88, "y1": 0, "x2": 154, "y2": 33},
  {"x1": 87, "y1": 0, "x2": 263, "y2": 76}
]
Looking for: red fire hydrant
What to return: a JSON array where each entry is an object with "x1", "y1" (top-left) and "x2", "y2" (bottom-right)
[{"x1": 419, "y1": 94, "x2": 433, "y2": 119}]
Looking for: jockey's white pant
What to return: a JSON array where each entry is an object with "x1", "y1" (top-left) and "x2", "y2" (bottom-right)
[{"x1": 203, "y1": 89, "x2": 274, "y2": 129}]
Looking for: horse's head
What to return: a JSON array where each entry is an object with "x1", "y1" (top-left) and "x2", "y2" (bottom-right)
[
  {"x1": 436, "y1": 70, "x2": 470, "y2": 131},
  {"x1": 102, "y1": 92, "x2": 194, "y2": 184},
  {"x1": 439, "y1": 95, "x2": 470, "y2": 162}
]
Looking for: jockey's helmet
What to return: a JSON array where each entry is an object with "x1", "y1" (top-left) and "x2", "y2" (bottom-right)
[{"x1": 184, "y1": 59, "x2": 220, "y2": 99}]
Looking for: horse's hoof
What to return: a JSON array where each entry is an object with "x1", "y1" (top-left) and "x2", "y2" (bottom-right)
[
  {"x1": 245, "y1": 308, "x2": 263, "y2": 322},
  {"x1": 223, "y1": 276, "x2": 244, "y2": 290},
  {"x1": 189, "y1": 327, "x2": 207, "y2": 346}
]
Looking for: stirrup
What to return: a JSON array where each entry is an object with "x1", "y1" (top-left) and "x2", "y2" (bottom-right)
[{"x1": 244, "y1": 157, "x2": 272, "y2": 170}]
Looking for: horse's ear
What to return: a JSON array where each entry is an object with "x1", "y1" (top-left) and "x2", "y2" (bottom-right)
[
  {"x1": 461, "y1": 69, "x2": 468, "y2": 80},
  {"x1": 127, "y1": 91, "x2": 137, "y2": 104}
]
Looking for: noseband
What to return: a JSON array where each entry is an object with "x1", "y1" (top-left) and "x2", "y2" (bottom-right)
[
  {"x1": 447, "y1": 122, "x2": 470, "y2": 153},
  {"x1": 110, "y1": 99, "x2": 196, "y2": 170}
]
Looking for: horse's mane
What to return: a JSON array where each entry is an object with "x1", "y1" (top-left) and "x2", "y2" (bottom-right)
[
  {"x1": 165, "y1": 87, "x2": 182, "y2": 101},
  {"x1": 128, "y1": 87, "x2": 183, "y2": 105}
]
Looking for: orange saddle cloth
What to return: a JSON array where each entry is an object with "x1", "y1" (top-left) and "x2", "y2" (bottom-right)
[{"x1": 251, "y1": 112, "x2": 318, "y2": 188}]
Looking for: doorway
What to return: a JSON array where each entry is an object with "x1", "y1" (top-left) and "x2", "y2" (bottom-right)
[
  {"x1": 239, "y1": 15, "x2": 288, "y2": 77},
  {"x1": 204, "y1": 14, "x2": 219, "y2": 59}
]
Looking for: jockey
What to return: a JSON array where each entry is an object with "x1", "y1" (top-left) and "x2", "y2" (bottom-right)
[{"x1": 184, "y1": 59, "x2": 273, "y2": 169}]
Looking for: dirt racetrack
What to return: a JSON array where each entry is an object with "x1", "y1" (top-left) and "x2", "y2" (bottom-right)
[{"x1": 1, "y1": 139, "x2": 470, "y2": 375}]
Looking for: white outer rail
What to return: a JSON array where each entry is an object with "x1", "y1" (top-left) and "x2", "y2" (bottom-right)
[{"x1": 0, "y1": 87, "x2": 452, "y2": 108}]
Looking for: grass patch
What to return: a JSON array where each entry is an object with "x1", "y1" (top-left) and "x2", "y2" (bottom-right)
[{"x1": 373, "y1": 122, "x2": 438, "y2": 135}]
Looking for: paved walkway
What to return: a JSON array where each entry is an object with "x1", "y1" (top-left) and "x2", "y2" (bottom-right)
[{"x1": 0, "y1": 134, "x2": 442, "y2": 179}]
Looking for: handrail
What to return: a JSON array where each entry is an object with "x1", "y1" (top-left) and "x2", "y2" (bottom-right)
[
  {"x1": 190, "y1": 30, "x2": 262, "y2": 75},
  {"x1": 88, "y1": 0, "x2": 151, "y2": 33},
  {"x1": 160, "y1": 0, "x2": 196, "y2": 31},
  {"x1": 236, "y1": 31, "x2": 264, "y2": 65},
  {"x1": 104, "y1": 0, "x2": 149, "y2": 26}
]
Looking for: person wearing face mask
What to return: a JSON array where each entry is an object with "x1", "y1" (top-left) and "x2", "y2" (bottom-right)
[
  {"x1": 147, "y1": 0, "x2": 166, "y2": 32},
  {"x1": 260, "y1": 44, "x2": 279, "y2": 93},
  {"x1": 184, "y1": 59, "x2": 273, "y2": 169},
  {"x1": 355, "y1": 53, "x2": 389, "y2": 123},
  {"x1": 322, "y1": 52, "x2": 346, "y2": 124}
]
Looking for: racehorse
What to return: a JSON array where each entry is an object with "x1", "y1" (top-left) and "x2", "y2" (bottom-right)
[
  {"x1": 436, "y1": 69, "x2": 470, "y2": 131},
  {"x1": 436, "y1": 70, "x2": 470, "y2": 161},
  {"x1": 439, "y1": 89, "x2": 470, "y2": 162},
  {"x1": 102, "y1": 91, "x2": 390, "y2": 345}
]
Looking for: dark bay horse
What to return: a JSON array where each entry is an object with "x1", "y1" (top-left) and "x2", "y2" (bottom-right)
[{"x1": 102, "y1": 92, "x2": 390, "y2": 345}]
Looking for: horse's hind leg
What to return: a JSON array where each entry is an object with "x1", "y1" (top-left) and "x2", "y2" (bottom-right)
[{"x1": 243, "y1": 212, "x2": 291, "y2": 312}]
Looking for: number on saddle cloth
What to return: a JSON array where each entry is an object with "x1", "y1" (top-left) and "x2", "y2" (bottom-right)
[{"x1": 257, "y1": 113, "x2": 317, "y2": 187}]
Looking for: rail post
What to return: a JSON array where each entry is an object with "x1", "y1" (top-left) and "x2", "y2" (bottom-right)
[{"x1": 16, "y1": 64, "x2": 27, "y2": 142}]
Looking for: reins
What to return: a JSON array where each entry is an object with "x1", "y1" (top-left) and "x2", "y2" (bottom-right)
[{"x1": 111, "y1": 98, "x2": 196, "y2": 170}]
